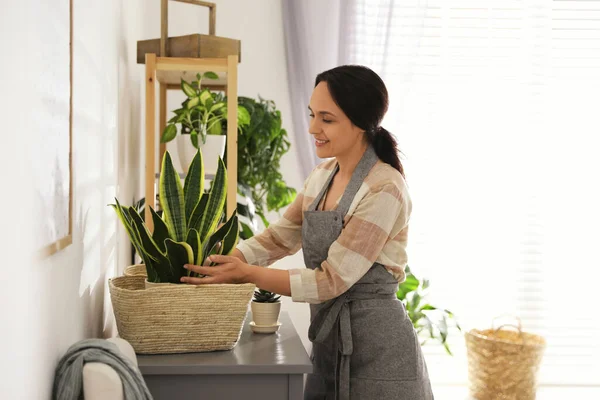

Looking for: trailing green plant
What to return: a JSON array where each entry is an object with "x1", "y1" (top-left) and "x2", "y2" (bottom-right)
[
  {"x1": 110, "y1": 149, "x2": 239, "y2": 284},
  {"x1": 397, "y1": 266, "x2": 461, "y2": 355},
  {"x1": 252, "y1": 289, "x2": 281, "y2": 303},
  {"x1": 235, "y1": 96, "x2": 296, "y2": 238},
  {"x1": 160, "y1": 73, "x2": 250, "y2": 148}
]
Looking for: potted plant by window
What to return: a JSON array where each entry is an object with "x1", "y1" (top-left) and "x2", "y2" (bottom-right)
[
  {"x1": 108, "y1": 149, "x2": 255, "y2": 354},
  {"x1": 398, "y1": 266, "x2": 461, "y2": 355},
  {"x1": 160, "y1": 73, "x2": 250, "y2": 175},
  {"x1": 250, "y1": 289, "x2": 282, "y2": 334}
]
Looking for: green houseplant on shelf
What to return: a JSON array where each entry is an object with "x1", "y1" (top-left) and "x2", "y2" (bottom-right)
[
  {"x1": 397, "y1": 266, "x2": 462, "y2": 355},
  {"x1": 107, "y1": 149, "x2": 255, "y2": 354},
  {"x1": 159, "y1": 72, "x2": 250, "y2": 175},
  {"x1": 250, "y1": 289, "x2": 282, "y2": 334},
  {"x1": 235, "y1": 96, "x2": 296, "y2": 239}
]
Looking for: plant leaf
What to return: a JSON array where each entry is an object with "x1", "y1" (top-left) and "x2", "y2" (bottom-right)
[
  {"x1": 150, "y1": 207, "x2": 170, "y2": 252},
  {"x1": 186, "y1": 228, "x2": 201, "y2": 274},
  {"x1": 110, "y1": 200, "x2": 143, "y2": 259},
  {"x1": 181, "y1": 79, "x2": 196, "y2": 98},
  {"x1": 397, "y1": 272, "x2": 420, "y2": 300},
  {"x1": 203, "y1": 212, "x2": 238, "y2": 261},
  {"x1": 160, "y1": 124, "x2": 177, "y2": 143},
  {"x1": 199, "y1": 90, "x2": 211, "y2": 106},
  {"x1": 159, "y1": 152, "x2": 187, "y2": 242},
  {"x1": 189, "y1": 192, "x2": 209, "y2": 232},
  {"x1": 237, "y1": 105, "x2": 251, "y2": 126},
  {"x1": 164, "y1": 239, "x2": 194, "y2": 283},
  {"x1": 221, "y1": 214, "x2": 240, "y2": 255},
  {"x1": 203, "y1": 71, "x2": 219, "y2": 80},
  {"x1": 190, "y1": 130, "x2": 199, "y2": 148},
  {"x1": 187, "y1": 96, "x2": 200, "y2": 109},
  {"x1": 198, "y1": 157, "x2": 227, "y2": 242},
  {"x1": 183, "y1": 149, "x2": 205, "y2": 223},
  {"x1": 210, "y1": 103, "x2": 225, "y2": 113}
]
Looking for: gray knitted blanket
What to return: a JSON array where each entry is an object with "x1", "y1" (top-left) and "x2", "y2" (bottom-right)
[{"x1": 52, "y1": 338, "x2": 153, "y2": 400}]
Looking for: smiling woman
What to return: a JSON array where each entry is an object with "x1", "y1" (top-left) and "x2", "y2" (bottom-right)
[{"x1": 195, "y1": 65, "x2": 433, "y2": 399}]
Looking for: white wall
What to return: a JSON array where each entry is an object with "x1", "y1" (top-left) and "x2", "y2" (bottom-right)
[
  {"x1": 1, "y1": 0, "x2": 149, "y2": 398},
  {"x1": 1, "y1": 1, "x2": 309, "y2": 399}
]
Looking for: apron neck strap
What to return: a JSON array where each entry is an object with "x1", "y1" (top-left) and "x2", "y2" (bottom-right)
[
  {"x1": 308, "y1": 144, "x2": 379, "y2": 216},
  {"x1": 336, "y1": 144, "x2": 378, "y2": 217}
]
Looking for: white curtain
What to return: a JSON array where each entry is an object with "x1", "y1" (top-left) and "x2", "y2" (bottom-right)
[
  {"x1": 281, "y1": 0, "x2": 347, "y2": 178},
  {"x1": 342, "y1": 0, "x2": 600, "y2": 388}
]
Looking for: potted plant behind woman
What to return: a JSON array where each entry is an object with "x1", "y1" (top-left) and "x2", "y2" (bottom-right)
[{"x1": 160, "y1": 72, "x2": 250, "y2": 175}]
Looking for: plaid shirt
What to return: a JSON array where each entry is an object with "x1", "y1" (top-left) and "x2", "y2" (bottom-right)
[{"x1": 236, "y1": 158, "x2": 412, "y2": 304}]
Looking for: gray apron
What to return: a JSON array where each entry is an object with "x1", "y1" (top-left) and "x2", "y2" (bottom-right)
[{"x1": 302, "y1": 144, "x2": 434, "y2": 400}]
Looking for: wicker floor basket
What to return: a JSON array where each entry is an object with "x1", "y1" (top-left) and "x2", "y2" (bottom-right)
[
  {"x1": 109, "y1": 275, "x2": 255, "y2": 354},
  {"x1": 465, "y1": 319, "x2": 546, "y2": 400}
]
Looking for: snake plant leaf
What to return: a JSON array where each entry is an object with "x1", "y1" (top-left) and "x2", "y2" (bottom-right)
[
  {"x1": 150, "y1": 207, "x2": 170, "y2": 253},
  {"x1": 206, "y1": 240, "x2": 224, "y2": 267},
  {"x1": 181, "y1": 79, "x2": 196, "y2": 98},
  {"x1": 164, "y1": 239, "x2": 194, "y2": 283},
  {"x1": 126, "y1": 207, "x2": 175, "y2": 282},
  {"x1": 189, "y1": 193, "x2": 209, "y2": 233},
  {"x1": 183, "y1": 150, "x2": 205, "y2": 223},
  {"x1": 127, "y1": 207, "x2": 163, "y2": 262},
  {"x1": 221, "y1": 214, "x2": 240, "y2": 256},
  {"x1": 199, "y1": 157, "x2": 227, "y2": 242},
  {"x1": 159, "y1": 152, "x2": 187, "y2": 242},
  {"x1": 202, "y1": 211, "x2": 238, "y2": 263},
  {"x1": 186, "y1": 228, "x2": 201, "y2": 276},
  {"x1": 110, "y1": 199, "x2": 143, "y2": 257}
]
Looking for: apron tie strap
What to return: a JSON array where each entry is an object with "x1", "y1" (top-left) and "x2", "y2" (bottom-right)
[
  {"x1": 307, "y1": 293, "x2": 354, "y2": 400},
  {"x1": 338, "y1": 302, "x2": 353, "y2": 400}
]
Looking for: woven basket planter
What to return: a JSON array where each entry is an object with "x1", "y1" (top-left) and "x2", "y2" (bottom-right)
[
  {"x1": 109, "y1": 274, "x2": 255, "y2": 354},
  {"x1": 123, "y1": 264, "x2": 147, "y2": 277},
  {"x1": 465, "y1": 320, "x2": 546, "y2": 400}
]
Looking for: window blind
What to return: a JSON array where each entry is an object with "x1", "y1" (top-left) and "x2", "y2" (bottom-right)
[{"x1": 342, "y1": 0, "x2": 600, "y2": 387}]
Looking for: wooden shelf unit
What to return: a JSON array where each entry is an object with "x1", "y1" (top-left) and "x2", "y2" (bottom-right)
[{"x1": 144, "y1": 53, "x2": 239, "y2": 231}]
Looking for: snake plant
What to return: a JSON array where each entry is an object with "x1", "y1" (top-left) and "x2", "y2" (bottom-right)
[{"x1": 109, "y1": 149, "x2": 239, "y2": 284}]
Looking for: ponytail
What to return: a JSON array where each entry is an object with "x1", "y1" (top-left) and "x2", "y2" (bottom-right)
[
  {"x1": 314, "y1": 65, "x2": 405, "y2": 178},
  {"x1": 369, "y1": 126, "x2": 405, "y2": 179}
]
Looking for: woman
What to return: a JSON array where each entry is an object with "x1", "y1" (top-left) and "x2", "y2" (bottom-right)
[{"x1": 181, "y1": 65, "x2": 434, "y2": 399}]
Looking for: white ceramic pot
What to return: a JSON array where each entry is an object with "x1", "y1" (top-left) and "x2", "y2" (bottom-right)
[
  {"x1": 176, "y1": 134, "x2": 226, "y2": 175},
  {"x1": 250, "y1": 301, "x2": 282, "y2": 326}
]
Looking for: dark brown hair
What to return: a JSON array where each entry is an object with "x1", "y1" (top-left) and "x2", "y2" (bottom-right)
[{"x1": 315, "y1": 65, "x2": 405, "y2": 178}]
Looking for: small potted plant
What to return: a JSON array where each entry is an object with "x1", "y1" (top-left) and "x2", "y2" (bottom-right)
[
  {"x1": 250, "y1": 289, "x2": 282, "y2": 333},
  {"x1": 160, "y1": 72, "x2": 250, "y2": 175}
]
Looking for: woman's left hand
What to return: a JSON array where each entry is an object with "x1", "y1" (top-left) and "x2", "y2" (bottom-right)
[{"x1": 181, "y1": 255, "x2": 252, "y2": 285}]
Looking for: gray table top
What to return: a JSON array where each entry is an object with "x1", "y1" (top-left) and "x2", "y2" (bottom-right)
[{"x1": 137, "y1": 311, "x2": 313, "y2": 375}]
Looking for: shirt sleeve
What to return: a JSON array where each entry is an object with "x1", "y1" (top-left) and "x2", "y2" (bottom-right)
[
  {"x1": 288, "y1": 182, "x2": 410, "y2": 304},
  {"x1": 235, "y1": 171, "x2": 312, "y2": 267}
]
